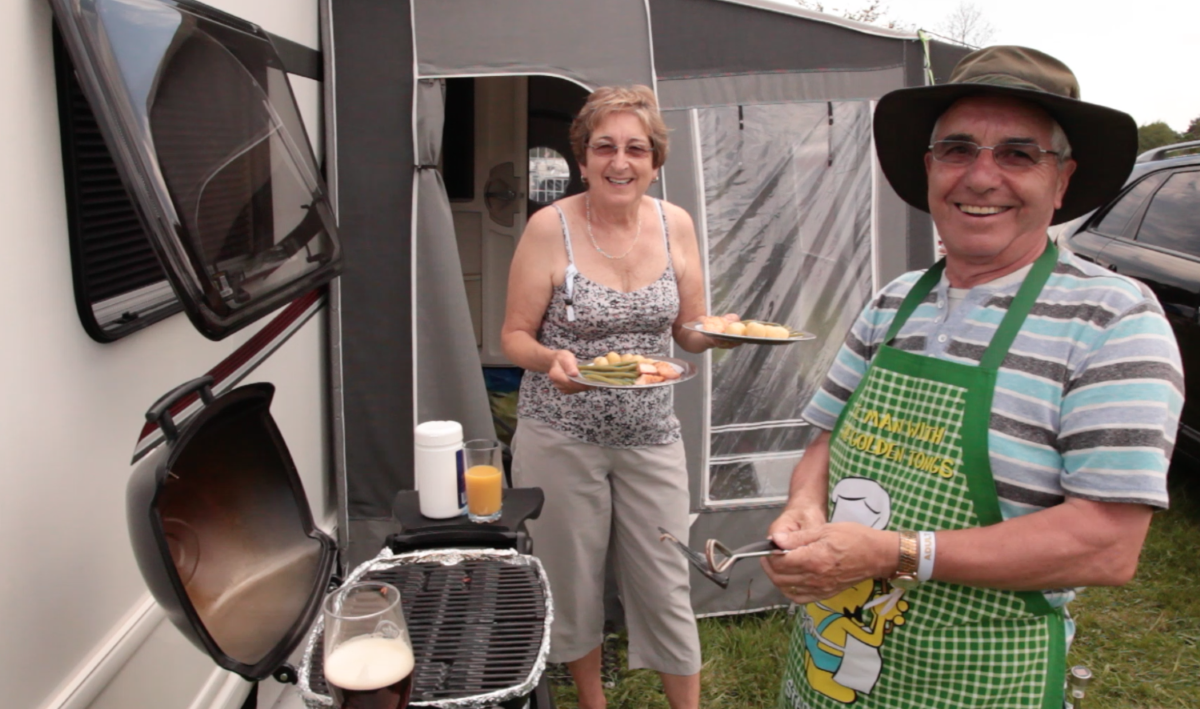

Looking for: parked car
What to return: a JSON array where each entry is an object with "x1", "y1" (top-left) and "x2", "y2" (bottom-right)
[{"x1": 1060, "y1": 140, "x2": 1200, "y2": 464}]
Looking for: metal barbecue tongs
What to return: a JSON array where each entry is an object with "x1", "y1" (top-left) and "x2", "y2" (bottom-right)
[{"x1": 657, "y1": 527, "x2": 783, "y2": 589}]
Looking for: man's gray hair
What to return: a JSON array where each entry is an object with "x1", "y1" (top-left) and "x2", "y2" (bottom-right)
[{"x1": 930, "y1": 115, "x2": 1074, "y2": 164}]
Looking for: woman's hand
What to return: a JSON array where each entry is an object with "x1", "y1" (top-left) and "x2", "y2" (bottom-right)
[
  {"x1": 546, "y1": 349, "x2": 592, "y2": 394},
  {"x1": 762, "y1": 521, "x2": 896, "y2": 604},
  {"x1": 706, "y1": 313, "x2": 744, "y2": 350}
]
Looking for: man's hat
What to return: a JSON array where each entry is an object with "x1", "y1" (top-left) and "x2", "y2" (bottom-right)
[{"x1": 874, "y1": 45, "x2": 1137, "y2": 225}]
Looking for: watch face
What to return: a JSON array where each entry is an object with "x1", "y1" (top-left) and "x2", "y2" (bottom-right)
[{"x1": 891, "y1": 574, "x2": 920, "y2": 592}]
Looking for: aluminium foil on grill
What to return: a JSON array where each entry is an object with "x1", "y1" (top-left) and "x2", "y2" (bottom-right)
[{"x1": 298, "y1": 547, "x2": 554, "y2": 708}]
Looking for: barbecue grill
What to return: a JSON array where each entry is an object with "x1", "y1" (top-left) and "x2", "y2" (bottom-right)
[
  {"x1": 299, "y1": 548, "x2": 552, "y2": 708},
  {"x1": 125, "y1": 377, "x2": 555, "y2": 708}
]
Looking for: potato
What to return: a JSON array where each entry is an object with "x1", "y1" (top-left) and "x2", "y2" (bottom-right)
[
  {"x1": 726, "y1": 321, "x2": 747, "y2": 336},
  {"x1": 620, "y1": 353, "x2": 637, "y2": 363},
  {"x1": 593, "y1": 356, "x2": 608, "y2": 366},
  {"x1": 766, "y1": 325, "x2": 791, "y2": 339},
  {"x1": 745, "y1": 321, "x2": 767, "y2": 338}
]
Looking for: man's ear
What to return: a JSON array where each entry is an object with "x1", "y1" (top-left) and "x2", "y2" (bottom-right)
[{"x1": 1054, "y1": 159, "x2": 1078, "y2": 209}]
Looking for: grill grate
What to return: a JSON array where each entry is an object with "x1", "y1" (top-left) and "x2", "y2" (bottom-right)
[{"x1": 309, "y1": 560, "x2": 547, "y2": 703}]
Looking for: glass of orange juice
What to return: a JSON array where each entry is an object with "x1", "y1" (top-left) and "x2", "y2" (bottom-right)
[{"x1": 463, "y1": 439, "x2": 503, "y2": 523}]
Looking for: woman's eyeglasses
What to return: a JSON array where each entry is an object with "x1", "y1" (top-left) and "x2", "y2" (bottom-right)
[
  {"x1": 588, "y1": 142, "x2": 654, "y2": 160},
  {"x1": 929, "y1": 140, "x2": 1060, "y2": 170}
]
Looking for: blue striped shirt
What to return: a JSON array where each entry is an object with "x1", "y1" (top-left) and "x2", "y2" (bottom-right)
[{"x1": 805, "y1": 248, "x2": 1183, "y2": 515}]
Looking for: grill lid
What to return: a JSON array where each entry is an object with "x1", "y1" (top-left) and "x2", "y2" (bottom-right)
[{"x1": 127, "y1": 377, "x2": 337, "y2": 681}]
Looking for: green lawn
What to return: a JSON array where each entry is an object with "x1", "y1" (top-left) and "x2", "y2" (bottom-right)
[{"x1": 551, "y1": 470, "x2": 1200, "y2": 708}]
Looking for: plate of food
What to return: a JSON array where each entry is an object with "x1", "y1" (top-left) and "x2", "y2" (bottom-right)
[
  {"x1": 683, "y1": 315, "x2": 815, "y2": 345},
  {"x1": 569, "y1": 353, "x2": 699, "y2": 389}
]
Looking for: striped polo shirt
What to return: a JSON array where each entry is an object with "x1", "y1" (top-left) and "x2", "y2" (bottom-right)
[{"x1": 804, "y1": 247, "x2": 1183, "y2": 518}]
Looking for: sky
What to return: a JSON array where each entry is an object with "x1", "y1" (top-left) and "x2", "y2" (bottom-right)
[{"x1": 839, "y1": 0, "x2": 1199, "y2": 133}]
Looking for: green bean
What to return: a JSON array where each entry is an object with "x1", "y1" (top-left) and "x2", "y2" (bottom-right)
[
  {"x1": 583, "y1": 370, "x2": 638, "y2": 381},
  {"x1": 581, "y1": 372, "x2": 636, "y2": 386},
  {"x1": 580, "y1": 361, "x2": 639, "y2": 371}
]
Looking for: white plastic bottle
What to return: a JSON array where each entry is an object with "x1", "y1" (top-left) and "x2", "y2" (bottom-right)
[{"x1": 414, "y1": 420, "x2": 465, "y2": 518}]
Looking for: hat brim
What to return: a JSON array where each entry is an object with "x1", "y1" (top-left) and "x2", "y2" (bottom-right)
[{"x1": 873, "y1": 84, "x2": 1137, "y2": 225}]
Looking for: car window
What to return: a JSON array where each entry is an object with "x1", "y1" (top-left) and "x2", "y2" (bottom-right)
[
  {"x1": 1135, "y1": 170, "x2": 1200, "y2": 256},
  {"x1": 1093, "y1": 171, "x2": 1168, "y2": 237}
]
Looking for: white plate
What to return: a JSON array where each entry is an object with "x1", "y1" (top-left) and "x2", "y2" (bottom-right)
[
  {"x1": 569, "y1": 356, "x2": 699, "y2": 389},
  {"x1": 683, "y1": 320, "x2": 816, "y2": 345}
]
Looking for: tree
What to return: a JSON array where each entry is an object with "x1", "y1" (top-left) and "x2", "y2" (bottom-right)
[
  {"x1": 792, "y1": 1, "x2": 912, "y2": 30},
  {"x1": 1183, "y1": 115, "x2": 1200, "y2": 142},
  {"x1": 842, "y1": 0, "x2": 884, "y2": 24},
  {"x1": 936, "y1": 1, "x2": 995, "y2": 47},
  {"x1": 1137, "y1": 121, "x2": 1181, "y2": 154}
]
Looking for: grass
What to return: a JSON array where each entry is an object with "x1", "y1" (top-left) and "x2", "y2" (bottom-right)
[{"x1": 551, "y1": 470, "x2": 1200, "y2": 708}]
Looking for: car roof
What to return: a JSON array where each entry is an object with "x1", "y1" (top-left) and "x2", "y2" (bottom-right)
[{"x1": 1132, "y1": 140, "x2": 1200, "y2": 173}]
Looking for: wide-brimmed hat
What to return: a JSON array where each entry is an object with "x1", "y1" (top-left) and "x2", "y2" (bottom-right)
[{"x1": 874, "y1": 45, "x2": 1137, "y2": 225}]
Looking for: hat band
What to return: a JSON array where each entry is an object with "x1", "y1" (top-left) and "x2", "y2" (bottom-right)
[{"x1": 962, "y1": 73, "x2": 1057, "y2": 95}]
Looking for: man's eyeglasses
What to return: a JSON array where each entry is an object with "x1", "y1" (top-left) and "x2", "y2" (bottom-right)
[
  {"x1": 929, "y1": 140, "x2": 1060, "y2": 169},
  {"x1": 588, "y1": 142, "x2": 654, "y2": 160}
]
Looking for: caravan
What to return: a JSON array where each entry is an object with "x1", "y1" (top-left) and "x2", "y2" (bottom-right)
[{"x1": 4, "y1": 1, "x2": 968, "y2": 707}]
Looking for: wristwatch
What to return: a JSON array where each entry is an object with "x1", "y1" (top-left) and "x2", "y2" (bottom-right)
[{"x1": 891, "y1": 530, "x2": 920, "y2": 591}]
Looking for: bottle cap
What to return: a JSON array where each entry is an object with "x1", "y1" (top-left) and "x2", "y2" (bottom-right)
[{"x1": 415, "y1": 420, "x2": 463, "y2": 447}]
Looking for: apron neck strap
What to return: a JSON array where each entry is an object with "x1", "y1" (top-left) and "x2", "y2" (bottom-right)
[
  {"x1": 980, "y1": 239, "x2": 1058, "y2": 368},
  {"x1": 883, "y1": 239, "x2": 1059, "y2": 365},
  {"x1": 885, "y1": 260, "x2": 945, "y2": 344}
]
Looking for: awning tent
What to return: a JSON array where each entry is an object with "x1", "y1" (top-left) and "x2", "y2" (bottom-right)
[{"x1": 328, "y1": 0, "x2": 971, "y2": 615}]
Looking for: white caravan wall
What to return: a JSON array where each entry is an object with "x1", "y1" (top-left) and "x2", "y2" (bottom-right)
[{"x1": 1, "y1": 2, "x2": 326, "y2": 709}]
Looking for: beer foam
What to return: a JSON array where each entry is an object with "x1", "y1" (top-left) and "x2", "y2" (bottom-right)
[{"x1": 324, "y1": 635, "x2": 415, "y2": 690}]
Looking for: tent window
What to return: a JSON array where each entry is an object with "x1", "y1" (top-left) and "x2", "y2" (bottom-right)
[
  {"x1": 53, "y1": 24, "x2": 182, "y2": 342},
  {"x1": 528, "y1": 147, "x2": 570, "y2": 205},
  {"x1": 698, "y1": 101, "x2": 875, "y2": 506}
]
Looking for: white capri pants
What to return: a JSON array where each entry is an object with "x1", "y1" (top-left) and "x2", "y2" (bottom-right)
[{"x1": 511, "y1": 417, "x2": 701, "y2": 675}]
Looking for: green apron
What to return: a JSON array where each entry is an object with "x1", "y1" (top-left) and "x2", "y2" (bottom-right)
[{"x1": 780, "y1": 244, "x2": 1066, "y2": 709}]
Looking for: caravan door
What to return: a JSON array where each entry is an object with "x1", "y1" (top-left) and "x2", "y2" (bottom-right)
[{"x1": 449, "y1": 77, "x2": 527, "y2": 366}]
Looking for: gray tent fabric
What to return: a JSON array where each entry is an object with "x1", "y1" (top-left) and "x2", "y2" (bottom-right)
[
  {"x1": 415, "y1": 79, "x2": 495, "y2": 441},
  {"x1": 326, "y1": 0, "x2": 973, "y2": 612},
  {"x1": 331, "y1": 0, "x2": 416, "y2": 519},
  {"x1": 656, "y1": 68, "x2": 906, "y2": 110},
  {"x1": 413, "y1": 0, "x2": 653, "y2": 89},
  {"x1": 650, "y1": 0, "x2": 909, "y2": 79}
]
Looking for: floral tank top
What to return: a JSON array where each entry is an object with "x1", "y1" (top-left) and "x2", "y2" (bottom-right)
[{"x1": 517, "y1": 199, "x2": 681, "y2": 448}]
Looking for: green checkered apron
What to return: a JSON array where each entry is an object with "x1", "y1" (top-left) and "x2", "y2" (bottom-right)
[{"x1": 780, "y1": 243, "x2": 1065, "y2": 709}]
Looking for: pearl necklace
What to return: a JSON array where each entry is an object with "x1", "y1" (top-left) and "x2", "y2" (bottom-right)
[{"x1": 585, "y1": 193, "x2": 641, "y2": 260}]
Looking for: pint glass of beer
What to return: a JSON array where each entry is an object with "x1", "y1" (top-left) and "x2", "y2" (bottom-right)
[{"x1": 323, "y1": 581, "x2": 414, "y2": 709}]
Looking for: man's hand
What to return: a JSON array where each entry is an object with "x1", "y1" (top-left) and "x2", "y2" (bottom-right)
[{"x1": 762, "y1": 522, "x2": 896, "y2": 604}]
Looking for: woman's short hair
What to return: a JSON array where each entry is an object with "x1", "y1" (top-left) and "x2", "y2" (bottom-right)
[{"x1": 570, "y1": 85, "x2": 669, "y2": 169}]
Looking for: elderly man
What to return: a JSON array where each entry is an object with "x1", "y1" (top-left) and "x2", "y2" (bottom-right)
[{"x1": 764, "y1": 46, "x2": 1183, "y2": 709}]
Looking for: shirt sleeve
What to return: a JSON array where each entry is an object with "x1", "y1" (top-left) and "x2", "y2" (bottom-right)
[
  {"x1": 801, "y1": 282, "x2": 907, "y2": 431},
  {"x1": 1057, "y1": 296, "x2": 1184, "y2": 509}
]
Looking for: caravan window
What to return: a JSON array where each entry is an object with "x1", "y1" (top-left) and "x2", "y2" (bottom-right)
[
  {"x1": 528, "y1": 147, "x2": 570, "y2": 205},
  {"x1": 54, "y1": 25, "x2": 182, "y2": 342},
  {"x1": 50, "y1": 0, "x2": 340, "y2": 341}
]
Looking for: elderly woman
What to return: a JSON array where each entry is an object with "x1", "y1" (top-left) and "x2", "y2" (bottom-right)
[{"x1": 501, "y1": 85, "x2": 729, "y2": 709}]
